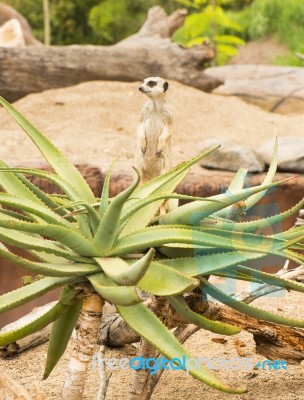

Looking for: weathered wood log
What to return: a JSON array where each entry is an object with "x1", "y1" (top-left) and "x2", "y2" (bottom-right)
[{"x1": 0, "y1": 6, "x2": 221, "y2": 103}]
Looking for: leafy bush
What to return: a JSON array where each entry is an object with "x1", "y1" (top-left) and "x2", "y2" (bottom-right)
[{"x1": 173, "y1": 0, "x2": 245, "y2": 65}]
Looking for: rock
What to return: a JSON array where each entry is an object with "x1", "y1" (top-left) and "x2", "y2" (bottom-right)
[
  {"x1": 0, "y1": 3, "x2": 41, "y2": 46},
  {"x1": 205, "y1": 65, "x2": 304, "y2": 115},
  {"x1": 0, "y1": 18, "x2": 25, "y2": 47},
  {"x1": 199, "y1": 138, "x2": 265, "y2": 173},
  {"x1": 259, "y1": 136, "x2": 304, "y2": 173}
]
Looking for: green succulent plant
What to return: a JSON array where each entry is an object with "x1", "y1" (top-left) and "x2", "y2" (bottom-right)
[{"x1": 0, "y1": 96, "x2": 304, "y2": 395}]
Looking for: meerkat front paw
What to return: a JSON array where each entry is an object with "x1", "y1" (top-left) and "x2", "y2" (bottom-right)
[{"x1": 141, "y1": 145, "x2": 147, "y2": 154}]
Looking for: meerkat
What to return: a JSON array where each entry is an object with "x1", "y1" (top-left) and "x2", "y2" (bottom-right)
[{"x1": 136, "y1": 76, "x2": 173, "y2": 183}]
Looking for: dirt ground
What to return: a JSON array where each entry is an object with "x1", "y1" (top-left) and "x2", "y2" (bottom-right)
[
  {"x1": 230, "y1": 36, "x2": 289, "y2": 65},
  {"x1": 0, "y1": 79, "x2": 303, "y2": 175},
  {"x1": 0, "y1": 71, "x2": 303, "y2": 399}
]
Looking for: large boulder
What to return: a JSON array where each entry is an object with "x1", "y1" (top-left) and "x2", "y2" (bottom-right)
[
  {"x1": 259, "y1": 136, "x2": 304, "y2": 173},
  {"x1": 199, "y1": 138, "x2": 265, "y2": 172},
  {"x1": 205, "y1": 65, "x2": 304, "y2": 115}
]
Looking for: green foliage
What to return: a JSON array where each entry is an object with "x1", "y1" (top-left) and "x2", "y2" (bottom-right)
[
  {"x1": 5, "y1": 0, "x2": 177, "y2": 45},
  {"x1": 0, "y1": 98, "x2": 303, "y2": 393},
  {"x1": 173, "y1": 1, "x2": 245, "y2": 65},
  {"x1": 230, "y1": 0, "x2": 304, "y2": 66},
  {"x1": 88, "y1": 0, "x2": 147, "y2": 45}
]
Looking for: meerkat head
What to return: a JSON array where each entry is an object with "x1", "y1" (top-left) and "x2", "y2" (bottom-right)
[{"x1": 139, "y1": 77, "x2": 169, "y2": 98}]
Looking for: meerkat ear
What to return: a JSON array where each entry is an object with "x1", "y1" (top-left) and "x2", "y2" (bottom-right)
[{"x1": 163, "y1": 81, "x2": 169, "y2": 92}]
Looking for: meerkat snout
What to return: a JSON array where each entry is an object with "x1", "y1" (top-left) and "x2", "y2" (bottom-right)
[{"x1": 139, "y1": 77, "x2": 169, "y2": 97}]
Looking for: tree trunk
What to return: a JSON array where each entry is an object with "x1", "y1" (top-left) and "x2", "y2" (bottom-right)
[
  {"x1": 0, "y1": 6, "x2": 221, "y2": 102},
  {"x1": 61, "y1": 292, "x2": 104, "y2": 400},
  {"x1": 128, "y1": 296, "x2": 169, "y2": 400}
]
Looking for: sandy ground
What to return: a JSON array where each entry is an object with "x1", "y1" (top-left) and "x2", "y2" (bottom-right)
[
  {"x1": 0, "y1": 79, "x2": 303, "y2": 174},
  {"x1": 0, "y1": 79, "x2": 303, "y2": 399}
]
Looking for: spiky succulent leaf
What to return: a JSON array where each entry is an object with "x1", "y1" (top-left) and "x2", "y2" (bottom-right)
[
  {"x1": 0, "y1": 96, "x2": 95, "y2": 203},
  {"x1": 168, "y1": 295, "x2": 240, "y2": 335},
  {"x1": 201, "y1": 277, "x2": 304, "y2": 327},
  {"x1": 117, "y1": 302, "x2": 245, "y2": 394},
  {"x1": 0, "y1": 243, "x2": 99, "y2": 276},
  {"x1": 95, "y1": 249, "x2": 155, "y2": 285},
  {"x1": 120, "y1": 146, "x2": 220, "y2": 236},
  {"x1": 0, "y1": 276, "x2": 80, "y2": 314},
  {"x1": 94, "y1": 170, "x2": 140, "y2": 252},
  {"x1": 43, "y1": 287, "x2": 83, "y2": 379},
  {"x1": 0, "y1": 286, "x2": 80, "y2": 346},
  {"x1": 158, "y1": 180, "x2": 284, "y2": 226},
  {"x1": 87, "y1": 273, "x2": 142, "y2": 306},
  {"x1": 137, "y1": 261, "x2": 199, "y2": 295}
]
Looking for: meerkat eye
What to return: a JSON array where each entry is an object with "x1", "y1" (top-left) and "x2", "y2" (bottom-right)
[{"x1": 147, "y1": 81, "x2": 157, "y2": 87}]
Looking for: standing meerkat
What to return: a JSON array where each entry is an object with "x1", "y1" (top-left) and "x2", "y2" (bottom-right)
[{"x1": 136, "y1": 76, "x2": 173, "y2": 183}]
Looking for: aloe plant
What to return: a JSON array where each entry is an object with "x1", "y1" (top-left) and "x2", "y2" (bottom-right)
[{"x1": 0, "y1": 97, "x2": 304, "y2": 399}]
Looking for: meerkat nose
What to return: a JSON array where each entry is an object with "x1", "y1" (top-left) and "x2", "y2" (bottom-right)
[{"x1": 139, "y1": 86, "x2": 144, "y2": 92}]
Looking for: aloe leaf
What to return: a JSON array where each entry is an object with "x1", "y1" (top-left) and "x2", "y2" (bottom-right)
[
  {"x1": 0, "y1": 276, "x2": 80, "y2": 314},
  {"x1": 109, "y1": 226, "x2": 285, "y2": 257},
  {"x1": 0, "y1": 167, "x2": 94, "y2": 238},
  {"x1": 137, "y1": 261, "x2": 199, "y2": 295},
  {"x1": 159, "y1": 180, "x2": 283, "y2": 226},
  {"x1": 95, "y1": 249, "x2": 155, "y2": 285},
  {"x1": 160, "y1": 250, "x2": 266, "y2": 277},
  {"x1": 201, "y1": 277, "x2": 304, "y2": 328},
  {"x1": 0, "y1": 193, "x2": 72, "y2": 226},
  {"x1": 168, "y1": 295, "x2": 240, "y2": 335},
  {"x1": 119, "y1": 194, "x2": 224, "y2": 236},
  {"x1": 0, "y1": 218, "x2": 101, "y2": 257},
  {"x1": 0, "y1": 287, "x2": 80, "y2": 347},
  {"x1": 94, "y1": 170, "x2": 140, "y2": 252},
  {"x1": 29, "y1": 250, "x2": 73, "y2": 263},
  {"x1": 199, "y1": 227, "x2": 287, "y2": 253},
  {"x1": 227, "y1": 168, "x2": 248, "y2": 192},
  {"x1": 0, "y1": 243, "x2": 100, "y2": 276},
  {"x1": 117, "y1": 303, "x2": 245, "y2": 394},
  {"x1": 0, "y1": 229, "x2": 86, "y2": 262},
  {"x1": 99, "y1": 157, "x2": 118, "y2": 218},
  {"x1": 0, "y1": 164, "x2": 65, "y2": 212},
  {"x1": 230, "y1": 265, "x2": 304, "y2": 293},
  {"x1": 210, "y1": 197, "x2": 304, "y2": 233},
  {"x1": 0, "y1": 161, "x2": 46, "y2": 206},
  {"x1": 245, "y1": 136, "x2": 278, "y2": 211},
  {"x1": 0, "y1": 208, "x2": 34, "y2": 222},
  {"x1": 43, "y1": 287, "x2": 83, "y2": 379},
  {"x1": 87, "y1": 273, "x2": 142, "y2": 306},
  {"x1": 61, "y1": 202, "x2": 100, "y2": 234},
  {"x1": 0, "y1": 97, "x2": 95, "y2": 203},
  {"x1": 213, "y1": 269, "x2": 262, "y2": 283},
  {"x1": 214, "y1": 138, "x2": 278, "y2": 219},
  {"x1": 120, "y1": 146, "x2": 220, "y2": 236},
  {"x1": 0, "y1": 168, "x2": 90, "y2": 203}
]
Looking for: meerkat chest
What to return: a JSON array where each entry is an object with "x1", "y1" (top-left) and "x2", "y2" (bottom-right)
[{"x1": 144, "y1": 111, "x2": 165, "y2": 137}]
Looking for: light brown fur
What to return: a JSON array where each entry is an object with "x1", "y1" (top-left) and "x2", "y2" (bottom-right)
[{"x1": 136, "y1": 77, "x2": 173, "y2": 183}]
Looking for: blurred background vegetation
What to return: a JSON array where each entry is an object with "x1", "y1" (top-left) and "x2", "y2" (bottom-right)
[{"x1": 4, "y1": 0, "x2": 304, "y2": 66}]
